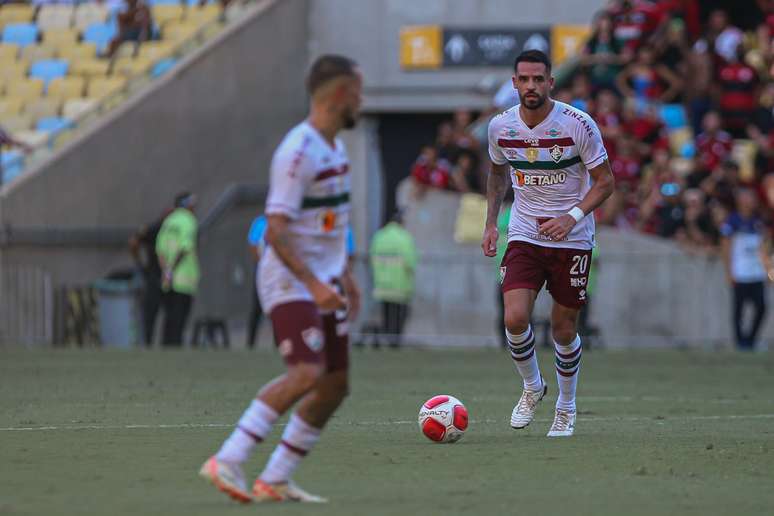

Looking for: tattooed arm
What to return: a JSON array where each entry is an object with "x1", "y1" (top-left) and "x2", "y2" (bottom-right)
[
  {"x1": 482, "y1": 162, "x2": 511, "y2": 257},
  {"x1": 265, "y1": 214, "x2": 345, "y2": 311}
]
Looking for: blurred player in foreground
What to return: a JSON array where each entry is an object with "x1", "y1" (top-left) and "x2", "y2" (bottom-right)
[
  {"x1": 200, "y1": 55, "x2": 362, "y2": 503},
  {"x1": 482, "y1": 50, "x2": 614, "y2": 437}
]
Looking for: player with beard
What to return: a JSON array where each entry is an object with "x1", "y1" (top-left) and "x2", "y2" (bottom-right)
[
  {"x1": 200, "y1": 55, "x2": 362, "y2": 503},
  {"x1": 482, "y1": 50, "x2": 614, "y2": 437}
]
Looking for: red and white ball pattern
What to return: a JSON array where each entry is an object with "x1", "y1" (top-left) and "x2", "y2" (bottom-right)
[{"x1": 418, "y1": 395, "x2": 468, "y2": 443}]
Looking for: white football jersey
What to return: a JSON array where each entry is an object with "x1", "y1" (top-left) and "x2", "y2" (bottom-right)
[
  {"x1": 488, "y1": 101, "x2": 608, "y2": 250},
  {"x1": 259, "y1": 121, "x2": 350, "y2": 313}
]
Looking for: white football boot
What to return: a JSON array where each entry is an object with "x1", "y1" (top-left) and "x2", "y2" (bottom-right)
[
  {"x1": 546, "y1": 409, "x2": 576, "y2": 437},
  {"x1": 199, "y1": 456, "x2": 252, "y2": 503},
  {"x1": 252, "y1": 478, "x2": 328, "y2": 503},
  {"x1": 510, "y1": 377, "x2": 547, "y2": 429}
]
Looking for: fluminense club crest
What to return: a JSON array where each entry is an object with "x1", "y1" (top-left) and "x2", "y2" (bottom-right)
[{"x1": 549, "y1": 145, "x2": 563, "y2": 163}]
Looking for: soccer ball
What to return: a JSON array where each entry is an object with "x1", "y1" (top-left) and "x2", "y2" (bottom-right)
[{"x1": 418, "y1": 395, "x2": 468, "y2": 443}]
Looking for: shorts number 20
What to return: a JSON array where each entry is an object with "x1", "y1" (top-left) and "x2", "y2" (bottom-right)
[{"x1": 570, "y1": 254, "x2": 589, "y2": 275}]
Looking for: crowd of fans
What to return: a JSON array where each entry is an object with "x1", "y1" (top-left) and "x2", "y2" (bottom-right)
[{"x1": 410, "y1": 0, "x2": 774, "y2": 256}]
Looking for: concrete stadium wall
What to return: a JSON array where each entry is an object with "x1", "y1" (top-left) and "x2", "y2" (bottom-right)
[
  {"x1": 309, "y1": 0, "x2": 608, "y2": 110},
  {"x1": 396, "y1": 187, "x2": 774, "y2": 349},
  {"x1": 0, "y1": 0, "x2": 310, "y2": 333}
]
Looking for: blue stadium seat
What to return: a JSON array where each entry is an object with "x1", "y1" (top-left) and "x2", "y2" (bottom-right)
[
  {"x1": 659, "y1": 104, "x2": 688, "y2": 130},
  {"x1": 83, "y1": 22, "x2": 117, "y2": 52},
  {"x1": 2, "y1": 23, "x2": 39, "y2": 47},
  {"x1": 151, "y1": 57, "x2": 176, "y2": 77},
  {"x1": 30, "y1": 59, "x2": 69, "y2": 88},
  {"x1": 1, "y1": 150, "x2": 25, "y2": 184},
  {"x1": 36, "y1": 116, "x2": 74, "y2": 135},
  {"x1": 680, "y1": 141, "x2": 695, "y2": 158}
]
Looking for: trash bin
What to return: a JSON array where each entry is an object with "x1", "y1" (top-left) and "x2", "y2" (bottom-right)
[{"x1": 94, "y1": 274, "x2": 142, "y2": 349}]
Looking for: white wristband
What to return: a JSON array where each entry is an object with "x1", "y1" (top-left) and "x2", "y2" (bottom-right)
[{"x1": 568, "y1": 206, "x2": 585, "y2": 223}]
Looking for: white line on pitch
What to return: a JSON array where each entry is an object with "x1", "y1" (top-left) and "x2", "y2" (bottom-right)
[{"x1": 1, "y1": 413, "x2": 773, "y2": 432}]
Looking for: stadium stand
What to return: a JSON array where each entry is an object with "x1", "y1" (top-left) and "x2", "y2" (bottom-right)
[{"x1": 0, "y1": 0, "x2": 232, "y2": 184}]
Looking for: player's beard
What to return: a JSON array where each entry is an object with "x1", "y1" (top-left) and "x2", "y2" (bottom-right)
[
  {"x1": 342, "y1": 107, "x2": 358, "y2": 129},
  {"x1": 520, "y1": 92, "x2": 546, "y2": 110}
]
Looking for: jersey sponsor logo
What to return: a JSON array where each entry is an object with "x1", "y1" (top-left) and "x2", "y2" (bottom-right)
[
  {"x1": 550, "y1": 145, "x2": 564, "y2": 163},
  {"x1": 561, "y1": 108, "x2": 594, "y2": 137},
  {"x1": 278, "y1": 338, "x2": 293, "y2": 357},
  {"x1": 570, "y1": 277, "x2": 587, "y2": 287},
  {"x1": 301, "y1": 327, "x2": 324, "y2": 352},
  {"x1": 545, "y1": 128, "x2": 562, "y2": 137},
  {"x1": 318, "y1": 209, "x2": 337, "y2": 233},
  {"x1": 579, "y1": 289, "x2": 587, "y2": 301},
  {"x1": 513, "y1": 171, "x2": 567, "y2": 187},
  {"x1": 525, "y1": 147, "x2": 539, "y2": 163}
]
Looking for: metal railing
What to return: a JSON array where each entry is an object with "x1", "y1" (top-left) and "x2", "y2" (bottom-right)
[{"x1": 0, "y1": 265, "x2": 53, "y2": 346}]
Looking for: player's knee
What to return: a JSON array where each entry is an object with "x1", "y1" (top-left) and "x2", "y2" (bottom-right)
[
  {"x1": 287, "y1": 362, "x2": 325, "y2": 394},
  {"x1": 551, "y1": 322, "x2": 577, "y2": 346},
  {"x1": 504, "y1": 311, "x2": 530, "y2": 335}
]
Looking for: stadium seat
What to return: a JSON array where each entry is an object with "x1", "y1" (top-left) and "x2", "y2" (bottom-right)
[
  {"x1": 20, "y1": 44, "x2": 57, "y2": 63},
  {"x1": 0, "y1": 43, "x2": 19, "y2": 61},
  {"x1": 188, "y1": 4, "x2": 221, "y2": 25},
  {"x1": 732, "y1": 139, "x2": 758, "y2": 182},
  {"x1": 2, "y1": 23, "x2": 39, "y2": 47},
  {"x1": 150, "y1": 0, "x2": 186, "y2": 5},
  {"x1": 1, "y1": 113, "x2": 33, "y2": 132},
  {"x1": 668, "y1": 127, "x2": 694, "y2": 157},
  {"x1": 139, "y1": 41, "x2": 174, "y2": 61},
  {"x1": 42, "y1": 28, "x2": 80, "y2": 48},
  {"x1": 73, "y1": 3, "x2": 109, "y2": 32},
  {"x1": 82, "y1": 22, "x2": 117, "y2": 53},
  {"x1": 112, "y1": 56, "x2": 153, "y2": 77},
  {"x1": 13, "y1": 130, "x2": 48, "y2": 148},
  {"x1": 37, "y1": 5, "x2": 75, "y2": 31},
  {"x1": 1, "y1": 150, "x2": 25, "y2": 184},
  {"x1": 0, "y1": 97, "x2": 24, "y2": 116},
  {"x1": 659, "y1": 104, "x2": 688, "y2": 131},
  {"x1": 58, "y1": 43, "x2": 98, "y2": 62},
  {"x1": 70, "y1": 58, "x2": 110, "y2": 78},
  {"x1": 112, "y1": 42, "x2": 139, "y2": 59},
  {"x1": 151, "y1": 57, "x2": 176, "y2": 77},
  {"x1": 63, "y1": 98, "x2": 98, "y2": 119},
  {"x1": 0, "y1": 61, "x2": 28, "y2": 85},
  {"x1": 47, "y1": 76, "x2": 85, "y2": 102},
  {"x1": 152, "y1": 5, "x2": 185, "y2": 27},
  {"x1": 87, "y1": 76, "x2": 126, "y2": 98},
  {"x1": 29, "y1": 59, "x2": 69, "y2": 88},
  {"x1": 0, "y1": 5, "x2": 34, "y2": 26},
  {"x1": 24, "y1": 98, "x2": 61, "y2": 119},
  {"x1": 163, "y1": 21, "x2": 198, "y2": 42},
  {"x1": 5, "y1": 78, "x2": 44, "y2": 103},
  {"x1": 36, "y1": 116, "x2": 73, "y2": 134}
]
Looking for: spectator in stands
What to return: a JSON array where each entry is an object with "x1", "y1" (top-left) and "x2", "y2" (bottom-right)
[
  {"x1": 610, "y1": 132, "x2": 642, "y2": 191},
  {"x1": 616, "y1": 44, "x2": 682, "y2": 105},
  {"x1": 106, "y1": 0, "x2": 152, "y2": 58},
  {"x1": 701, "y1": 159, "x2": 741, "y2": 211},
  {"x1": 720, "y1": 188, "x2": 771, "y2": 350},
  {"x1": 369, "y1": 211, "x2": 417, "y2": 348},
  {"x1": 156, "y1": 192, "x2": 199, "y2": 346},
  {"x1": 609, "y1": 0, "x2": 664, "y2": 52},
  {"x1": 581, "y1": 12, "x2": 627, "y2": 92},
  {"x1": 569, "y1": 73, "x2": 593, "y2": 112},
  {"x1": 593, "y1": 88, "x2": 623, "y2": 157},
  {"x1": 450, "y1": 150, "x2": 481, "y2": 194},
  {"x1": 129, "y1": 206, "x2": 172, "y2": 346},
  {"x1": 654, "y1": 18, "x2": 689, "y2": 77},
  {"x1": 0, "y1": 125, "x2": 32, "y2": 185},
  {"x1": 748, "y1": 82, "x2": 774, "y2": 177},
  {"x1": 654, "y1": 181, "x2": 685, "y2": 238},
  {"x1": 707, "y1": 9, "x2": 743, "y2": 65},
  {"x1": 685, "y1": 45, "x2": 715, "y2": 136},
  {"x1": 676, "y1": 188, "x2": 718, "y2": 253},
  {"x1": 620, "y1": 100, "x2": 668, "y2": 161},
  {"x1": 451, "y1": 109, "x2": 477, "y2": 151},
  {"x1": 435, "y1": 121, "x2": 458, "y2": 163},
  {"x1": 411, "y1": 145, "x2": 451, "y2": 193},
  {"x1": 691, "y1": 111, "x2": 733, "y2": 185},
  {"x1": 717, "y1": 44, "x2": 760, "y2": 138}
]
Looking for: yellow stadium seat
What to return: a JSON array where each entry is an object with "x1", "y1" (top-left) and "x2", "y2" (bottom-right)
[
  {"x1": 37, "y1": 5, "x2": 75, "y2": 31},
  {"x1": 58, "y1": 43, "x2": 98, "y2": 62},
  {"x1": 0, "y1": 113, "x2": 33, "y2": 133},
  {"x1": 47, "y1": 76, "x2": 85, "y2": 102},
  {"x1": 188, "y1": 4, "x2": 221, "y2": 25},
  {"x1": 152, "y1": 5, "x2": 185, "y2": 26},
  {"x1": 23, "y1": 98, "x2": 61, "y2": 119},
  {"x1": 112, "y1": 42, "x2": 139, "y2": 59},
  {"x1": 5, "y1": 78, "x2": 45, "y2": 103},
  {"x1": 70, "y1": 58, "x2": 110, "y2": 78},
  {"x1": 112, "y1": 56, "x2": 152, "y2": 77},
  {"x1": 668, "y1": 127, "x2": 694, "y2": 156},
  {"x1": 0, "y1": 61, "x2": 28, "y2": 86},
  {"x1": 13, "y1": 130, "x2": 48, "y2": 148},
  {"x1": 87, "y1": 76, "x2": 126, "y2": 99},
  {"x1": 42, "y1": 28, "x2": 79, "y2": 48},
  {"x1": 138, "y1": 41, "x2": 175, "y2": 61},
  {"x1": 163, "y1": 21, "x2": 198, "y2": 42},
  {"x1": 0, "y1": 43, "x2": 19, "y2": 61},
  {"x1": 63, "y1": 98, "x2": 98, "y2": 119},
  {"x1": 73, "y1": 3, "x2": 109, "y2": 31},
  {"x1": 0, "y1": 97, "x2": 24, "y2": 116},
  {"x1": 20, "y1": 44, "x2": 57, "y2": 63},
  {"x1": 0, "y1": 5, "x2": 34, "y2": 25}
]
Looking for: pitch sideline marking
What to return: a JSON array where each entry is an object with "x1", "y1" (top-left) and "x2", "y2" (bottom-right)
[{"x1": 1, "y1": 414, "x2": 774, "y2": 432}]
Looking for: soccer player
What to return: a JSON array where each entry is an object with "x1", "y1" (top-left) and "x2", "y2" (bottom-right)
[
  {"x1": 199, "y1": 55, "x2": 362, "y2": 503},
  {"x1": 482, "y1": 50, "x2": 615, "y2": 437}
]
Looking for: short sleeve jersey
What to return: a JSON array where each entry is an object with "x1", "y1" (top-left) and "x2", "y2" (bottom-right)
[
  {"x1": 262, "y1": 121, "x2": 350, "y2": 289},
  {"x1": 719, "y1": 214, "x2": 767, "y2": 283},
  {"x1": 488, "y1": 101, "x2": 607, "y2": 250}
]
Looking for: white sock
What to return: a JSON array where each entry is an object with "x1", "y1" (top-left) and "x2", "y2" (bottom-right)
[
  {"x1": 554, "y1": 335, "x2": 582, "y2": 413},
  {"x1": 506, "y1": 325, "x2": 543, "y2": 391},
  {"x1": 216, "y1": 399, "x2": 279, "y2": 464},
  {"x1": 259, "y1": 413, "x2": 321, "y2": 484}
]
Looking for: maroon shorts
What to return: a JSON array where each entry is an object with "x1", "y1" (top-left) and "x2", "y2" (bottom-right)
[
  {"x1": 500, "y1": 241, "x2": 592, "y2": 309},
  {"x1": 269, "y1": 301, "x2": 349, "y2": 372}
]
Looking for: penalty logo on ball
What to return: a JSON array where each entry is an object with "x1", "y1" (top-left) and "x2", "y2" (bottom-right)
[{"x1": 418, "y1": 395, "x2": 468, "y2": 443}]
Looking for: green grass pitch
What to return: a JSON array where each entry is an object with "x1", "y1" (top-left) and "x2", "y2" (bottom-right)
[{"x1": 1, "y1": 347, "x2": 773, "y2": 515}]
